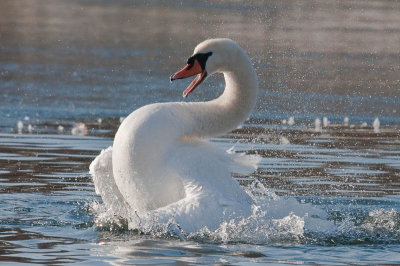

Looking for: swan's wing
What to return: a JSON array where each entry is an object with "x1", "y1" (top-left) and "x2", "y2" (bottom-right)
[
  {"x1": 197, "y1": 141, "x2": 261, "y2": 175},
  {"x1": 167, "y1": 140, "x2": 256, "y2": 204},
  {"x1": 226, "y1": 148, "x2": 262, "y2": 175},
  {"x1": 180, "y1": 140, "x2": 261, "y2": 176},
  {"x1": 89, "y1": 147, "x2": 129, "y2": 213}
]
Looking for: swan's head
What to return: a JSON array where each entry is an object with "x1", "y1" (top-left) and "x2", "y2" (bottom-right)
[{"x1": 170, "y1": 38, "x2": 241, "y2": 98}]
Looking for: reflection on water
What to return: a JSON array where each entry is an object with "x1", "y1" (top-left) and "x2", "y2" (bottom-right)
[{"x1": 0, "y1": 0, "x2": 399, "y2": 264}]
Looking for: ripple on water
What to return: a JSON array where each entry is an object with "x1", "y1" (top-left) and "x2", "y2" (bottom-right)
[{"x1": 0, "y1": 122, "x2": 399, "y2": 264}]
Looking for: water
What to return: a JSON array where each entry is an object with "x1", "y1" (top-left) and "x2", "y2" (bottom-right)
[{"x1": 1, "y1": 0, "x2": 400, "y2": 265}]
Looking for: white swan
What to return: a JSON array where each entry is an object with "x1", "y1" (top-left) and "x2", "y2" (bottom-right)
[{"x1": 90, "y1": 38, "x2": 260, "y2": 232}]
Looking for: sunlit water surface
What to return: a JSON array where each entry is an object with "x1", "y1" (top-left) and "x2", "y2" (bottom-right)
[{"x1": 1, "y1": 0, "x2": 400, "y2": 265}]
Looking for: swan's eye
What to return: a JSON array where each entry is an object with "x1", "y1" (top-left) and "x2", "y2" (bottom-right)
[
  {"x1": 186, "y1": 56, "x2": 195, "y2": 69},
  {"x1": 186, "y1": 52, "x2": 213, "y2": 71}
]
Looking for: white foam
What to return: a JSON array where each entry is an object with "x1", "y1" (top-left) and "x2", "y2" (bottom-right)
[
  {"x1": 279, "y1": 136, "x2": 290, "y2": 145},
  {"x1": 373, "y1": 117, "x2": 380, "y2": 133},
  {"x1": 344, "y1": 117, "x2": 349, "y2": 126},
  {"x1": 71, "y1": 123, "x2": 88, "y2": 136},
  {"x1": 287, "y1": 117, "x2": 294, "y2": 126},
  {"x1": 323, "y1": 117, "x2": 329, "y2": 127},
  {"x1": 314, "y1": 118, "x2": 321, "y2": 132},
  {"x1": 17, "y1": 120, "x2": 23, "y2": 130},
  {"x1": 334, "y1": 208, "x2": 400, "y2": 244}
]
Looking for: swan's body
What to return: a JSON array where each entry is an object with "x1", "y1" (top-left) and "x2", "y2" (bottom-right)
[{"x1": 91, "y1": 39, "x2": 260, "y2": 232}]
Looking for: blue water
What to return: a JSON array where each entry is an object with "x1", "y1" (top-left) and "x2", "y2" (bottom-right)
[
  {"x1": 0, "y1": 128, "x2": 399, "y2": 265},
  {"x1": 1, "y1": 0, "x2": 400, "y2": 265}
]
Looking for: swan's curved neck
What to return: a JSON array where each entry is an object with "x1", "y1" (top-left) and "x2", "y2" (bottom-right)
[{"x1": 183, "y1": 53, "x2": 258, "y2": 138}]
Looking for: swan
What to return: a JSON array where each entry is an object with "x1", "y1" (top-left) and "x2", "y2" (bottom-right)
[{"x1": 90, "y1": 38, "x2": 259, "y2": 232}]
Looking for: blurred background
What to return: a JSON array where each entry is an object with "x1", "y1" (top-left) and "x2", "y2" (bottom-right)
[{"x1": 1, "y1": 0, "x2": 399, "y2": 129}]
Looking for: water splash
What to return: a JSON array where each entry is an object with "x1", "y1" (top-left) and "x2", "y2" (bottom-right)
[
  {"x1": 315, "y1": 118, "x2": 321, "y2": 132},
  {"x1": 287, "y1": 116, "x2": 295, "y2": 126},
  {"x1": 17, "y1": 120, "x2": 23, "y2": 133},
  {"x1": 373, "y1": 117, "x2": 380, "y2": 133},
  {"x1": 90, "y1": 178, "x2": 336, "y2": 244},
  {"x1": 323, "y1": 117, "x2": 330, "y2": 127},
  {"x1": 90, "y1": 175, "x2": 400, "y2": 246},
  {"x1": 71, "y1": 122, "x2": 88, "y2": 135},
  {"x1": 330, "y1": 209, "x2": 400, "y2": 245},
  {"x1": 344, "y1": 116, "x2": 349, "y2": 126}
]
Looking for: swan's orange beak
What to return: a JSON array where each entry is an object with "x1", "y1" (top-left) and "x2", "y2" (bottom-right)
[{"x1": 170, "y1": 60, "x2": 207, "y2": 98}]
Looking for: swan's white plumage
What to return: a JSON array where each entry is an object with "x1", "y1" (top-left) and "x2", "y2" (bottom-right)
[
  {"x1": 91, "y1": 39, "x2": 262, "y2": 232},
  {"x1": 90, "y1": 39, "x2": 338, "y2": 236},
  {"x1": 90, "y1": 141, "x2": 261, "y2": 232}
]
